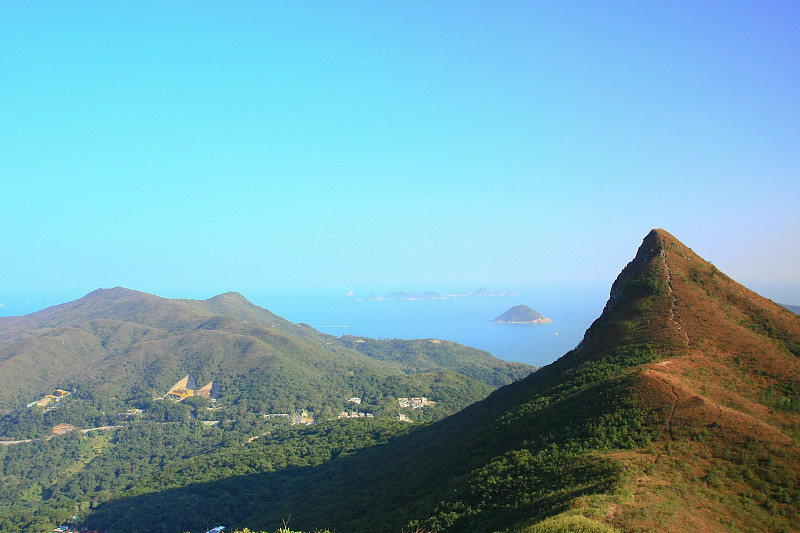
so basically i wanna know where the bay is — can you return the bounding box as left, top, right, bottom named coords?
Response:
left=248, top=285, right=609, bottom=368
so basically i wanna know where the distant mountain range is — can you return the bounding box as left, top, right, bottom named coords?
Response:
left=782, top=303, right=800, bottom=314
left=470, top=286, right=515, bottom=297
left=365, top=287, right=516, bottom=301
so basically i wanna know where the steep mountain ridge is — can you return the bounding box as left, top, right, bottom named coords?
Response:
left=497, top=228, right=800, bottom=531
left=610, top=230, right=800, bottom=530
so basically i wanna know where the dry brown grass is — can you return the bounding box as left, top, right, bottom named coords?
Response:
left=584, top=230, right=800, bottom=532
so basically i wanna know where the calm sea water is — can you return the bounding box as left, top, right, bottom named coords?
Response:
left=248, top=286, right=609, bottom=368
left=0, top=286, right=610, bottom=369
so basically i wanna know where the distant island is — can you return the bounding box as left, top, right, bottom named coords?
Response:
left=470, top=286, right=514, bottom=297
left=364, top=287, right=516, bottom=301
left=493, top=304, right=552, bottom=324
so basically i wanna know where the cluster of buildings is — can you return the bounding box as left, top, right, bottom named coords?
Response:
left=50, top=515, right=80, bottom=532
left=338, top=411, right=375, bottom=419
left=50, top=524, right=102, bottom=533
left=117, top=408, right=143, bottom=420
left=333, top=395, right=435, bottom=420
left=165, top=375, right=220, bottom=401
left=263, top=411, right=315, bottom=425
left=397, top=397, right=436, bottom=409
left=293, top=409, right=314, bottom=425
left=27, top=389, right=71, bottom=410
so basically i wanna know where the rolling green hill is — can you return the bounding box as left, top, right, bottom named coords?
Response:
left=337, top=336, right=533, bottom=387
left=0, top=288, right=535, bottom=531
left=0, top=289, right=532, bottom=420
left=84, top=229, right=800, bottom=533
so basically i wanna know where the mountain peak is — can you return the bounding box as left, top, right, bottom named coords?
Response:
left=607, top=229, right=673, bottom=304
left=570, top=229, right=689, bottom=361
left=84, top=287, right=141, bottom=299
left=205, top=291, right=251, bottom=304
left=442, top=228, right=800, bottom=531
left=198, top=291, right=271, bottom=317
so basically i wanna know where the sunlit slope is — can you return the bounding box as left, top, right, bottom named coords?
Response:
left=602, top=229, right=800, bottom=532
left=0, top=288, right=376, bottom=409
left=438, top=230, right=800, bottom=531
left=338, top=336, right=534, bottom=387
left=0, top=289, right=530, bottom=413
left=439, top=228, right=800, bottom=532
left=436, top=228, right=800, bottom=532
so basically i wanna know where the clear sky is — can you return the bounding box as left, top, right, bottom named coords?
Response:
left=1, top=1, right=799, bottom=313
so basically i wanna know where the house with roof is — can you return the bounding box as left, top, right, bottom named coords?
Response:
left=166, top=375, right=220, bottom=401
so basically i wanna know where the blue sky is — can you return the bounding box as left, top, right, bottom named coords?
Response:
left=1, top=1, right=799, bottom=313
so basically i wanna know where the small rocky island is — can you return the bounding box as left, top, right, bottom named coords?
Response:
left=493, top=304, right=552, bottom=324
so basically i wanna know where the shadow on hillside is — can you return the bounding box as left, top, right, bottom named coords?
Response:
left=86, top=440, right=613, bottom=533
left=85, top=421, right=459, bottom=533
left=84, top=373, right=628, bottom=533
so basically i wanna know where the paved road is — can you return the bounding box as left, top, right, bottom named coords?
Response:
left=0, top=425, right=122, bottom=446
left=0, top=438, right=35, bottom=445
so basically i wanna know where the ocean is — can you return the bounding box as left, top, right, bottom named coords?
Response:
left=246, top=286, right=609, bottom=369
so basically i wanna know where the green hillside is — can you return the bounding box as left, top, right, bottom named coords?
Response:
left=337, top=336, right=534, bottom=387
left=0, top=288, right=535, bottom=532
left=0, top=289, right=532, bottom=420
left=83, top=229, right=800, bottom=533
